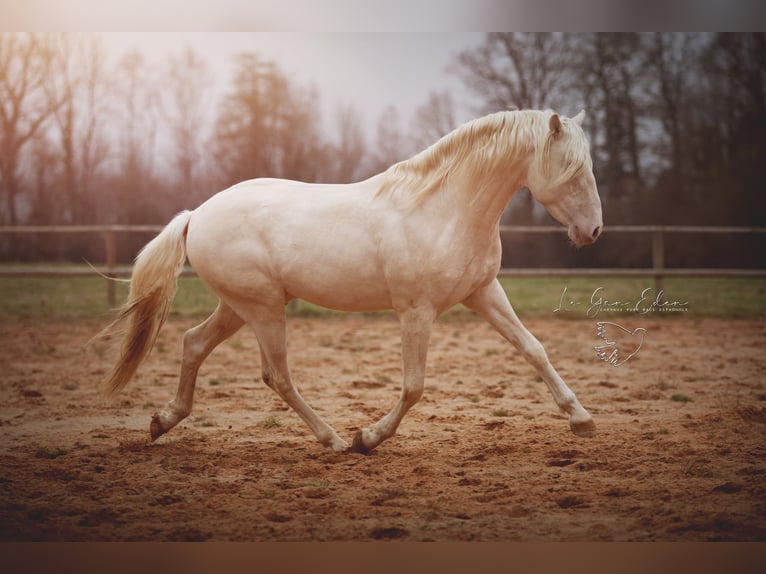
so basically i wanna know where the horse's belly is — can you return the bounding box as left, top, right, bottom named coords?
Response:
left=191, top=235, right=392, bottom=313
left=273, top=225, right=393, bottom=311
left=285, top=274, right=393, bottom=312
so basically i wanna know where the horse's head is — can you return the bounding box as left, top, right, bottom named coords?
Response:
left=527, top=110, right=603, bottom=246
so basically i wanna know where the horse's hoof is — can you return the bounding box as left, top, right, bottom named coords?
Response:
left=330, top=438, right=350, bottom=453
left=570, top=417, right=597, bottom=438
left=149, top=414, right=165, bottom=442
left=350, top=429, right=373, bottom=455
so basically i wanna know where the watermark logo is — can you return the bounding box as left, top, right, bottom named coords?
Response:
left=554, top=286, right=689, bottom=318
left=551, top=285, right=683, bottom=367
left=594, top=321, right=647, bottom=367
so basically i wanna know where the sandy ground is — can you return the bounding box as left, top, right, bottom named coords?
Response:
left=1, top=314, right=765, bottom=541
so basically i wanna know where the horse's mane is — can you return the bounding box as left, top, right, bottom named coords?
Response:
left=375, top=109, right=591, bottom=207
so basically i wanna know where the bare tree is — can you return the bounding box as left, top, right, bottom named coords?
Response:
left=640, top=33, right=712, bottom=224
left=410, top=90, right=457, bottom=151
left=45, top=33, right=110, bottom=223
left=0, top=33, right=62, bottom=224
left=454, top=32, right=573, bottom=113
left=110, top=49, right=161, bottom=223
left=161, top=47, right=212, bottom=203
left=367, top=105, right=410, bottom=175
left=212, top=53, right=324, bottom=187
left=278, top=83, right=325, bottom=182
left=698, top=33, right=766, bottom=225
left=329, top=102, right=366, bottom=183
left=706, top=33, right=766, bottom=120
left=651, top=34, right=688, bottom=179
left=26, top=129, right=60, bottom=224
left=569, top=33, right=650, bottom=207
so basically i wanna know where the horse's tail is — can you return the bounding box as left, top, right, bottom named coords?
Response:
left=100, top=210, right=192, bottom=397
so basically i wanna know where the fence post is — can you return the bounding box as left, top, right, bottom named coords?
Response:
left=105, top=228, right=117, bottom=308
left=652, top=228, right=664, bottom=295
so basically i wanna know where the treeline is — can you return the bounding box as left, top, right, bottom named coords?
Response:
left=1, top=33, right=764, bottom=268
left=461, top=33, right=766, bottom=229
left=0, top=34, right=459, bottom=231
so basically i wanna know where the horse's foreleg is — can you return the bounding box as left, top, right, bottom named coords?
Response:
left=351, top=305, right=434, bottom=454
left=463, top=279, right=596, bottom=437
left=248, top=311, right=349, bottom=453
left=150, top=301, right=245, bottom=441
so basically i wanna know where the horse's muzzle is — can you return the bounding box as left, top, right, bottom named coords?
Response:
left=569, top=224, right=602, bottom=246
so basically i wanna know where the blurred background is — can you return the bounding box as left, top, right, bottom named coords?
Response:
left=0, top=32, right=764, bottom=270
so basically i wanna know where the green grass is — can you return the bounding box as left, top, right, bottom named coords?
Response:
left=496, top=276, right=766, bottom=320
left=0, top=270, right=763, bottom=321
left=262, top=417, right=283, bottom=429
left=0, top=274, right=217, bottom=321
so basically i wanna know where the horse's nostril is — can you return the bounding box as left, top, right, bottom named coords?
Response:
left=592, top=226, right=601, bottom=239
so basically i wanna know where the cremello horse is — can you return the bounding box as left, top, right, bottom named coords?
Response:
left=102, top=109, right=603, bottom=454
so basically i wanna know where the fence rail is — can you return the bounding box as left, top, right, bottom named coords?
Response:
left=1, top=224, right=765, bottom=307
left=496, top=225, right=766, bottom=291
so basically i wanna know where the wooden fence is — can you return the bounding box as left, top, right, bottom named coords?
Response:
left=1, top=224, right=765, bottom=307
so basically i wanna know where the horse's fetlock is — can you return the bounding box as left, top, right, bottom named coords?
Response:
left=166, top=400, right=192, bottom=420
left=560, top=391, right=577, bottom=409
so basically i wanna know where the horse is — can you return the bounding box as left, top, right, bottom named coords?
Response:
left=101, top=108, right=603, bottom=454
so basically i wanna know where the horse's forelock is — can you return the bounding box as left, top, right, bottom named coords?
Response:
left=539, top=117, right=593, bottom=188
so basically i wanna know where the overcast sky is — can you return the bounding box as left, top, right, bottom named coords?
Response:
left=99, top=32, right=487, bottom=140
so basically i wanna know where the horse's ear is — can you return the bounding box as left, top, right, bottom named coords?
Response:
left=549, top=113, right=562, bottom=136
left=573, top=110, right=586, bottom=126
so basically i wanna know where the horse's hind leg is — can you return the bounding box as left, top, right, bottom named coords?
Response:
left=150, top=300, right=245, bottom=440
left=245, top=307, right=348, bottom=452
left=258, top=343, right=275, bottom=391
left=464, top=279, right=596, bottom=437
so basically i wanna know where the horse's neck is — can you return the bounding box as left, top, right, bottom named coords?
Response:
left=439, top=114, right=539, bottom=230
left=445, top=150, right=532, bottom=232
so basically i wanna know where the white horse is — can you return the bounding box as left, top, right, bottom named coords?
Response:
left=102, top=109, right=603, bottom=454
